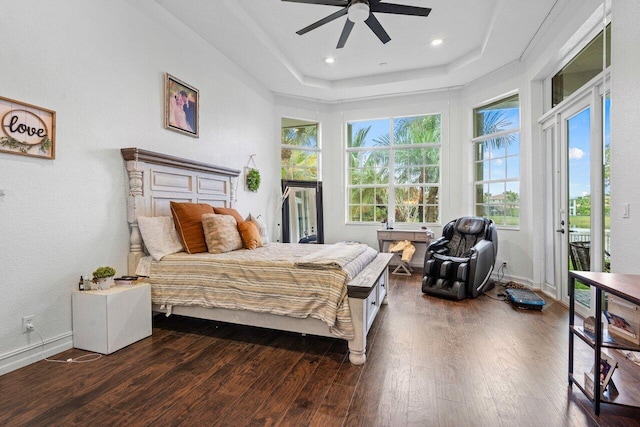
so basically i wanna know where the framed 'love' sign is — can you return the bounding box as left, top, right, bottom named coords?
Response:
left=0, top=96, right=56, bottom=160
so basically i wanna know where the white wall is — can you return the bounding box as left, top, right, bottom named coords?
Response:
left=0, top=0, right=277, bottom=374
left=610, top=0, right=640, bottom=273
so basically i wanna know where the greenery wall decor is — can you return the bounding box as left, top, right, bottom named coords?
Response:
left=246, top=167, right=261, bottom=192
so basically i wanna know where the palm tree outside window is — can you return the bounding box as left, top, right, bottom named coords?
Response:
left=346, top=114, right=441, bottom=224
left=281, top=122, right=319, bottom=180
left=472, top=93, right=521, bottom=227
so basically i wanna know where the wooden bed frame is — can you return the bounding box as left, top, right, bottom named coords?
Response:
left=121, top=147, right=391, bottom=364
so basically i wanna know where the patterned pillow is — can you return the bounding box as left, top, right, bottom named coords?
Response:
left=202, top=213, right=242, bottom=254
left=238, top=221, right=263, bottom=250
left=170, top=202, right=215, bottom=254
left=137, top=216, right=184, bottom=260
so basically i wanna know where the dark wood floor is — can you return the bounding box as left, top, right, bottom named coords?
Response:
left=2, top=273, right=640, bottom=426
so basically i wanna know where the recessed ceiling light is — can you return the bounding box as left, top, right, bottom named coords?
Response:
left=324, top=57, right=335, bottom=64
left=431, top=38, right=443, bottom=46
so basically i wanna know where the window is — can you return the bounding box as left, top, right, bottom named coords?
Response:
left=552, top=24, right=610, bottom=107
left=347, top=114, right=441, bottom=224
left=281, top=120, right=319, bottom=180
left=473, top=94, right=520, bottom=227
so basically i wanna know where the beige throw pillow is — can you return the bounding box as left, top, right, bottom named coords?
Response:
left=202, top=213, right=242, bottom=254
left=137, top=216, right=184, bottom=261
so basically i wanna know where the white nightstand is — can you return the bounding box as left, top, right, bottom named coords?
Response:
left=72, top=283, right=152, bottom=354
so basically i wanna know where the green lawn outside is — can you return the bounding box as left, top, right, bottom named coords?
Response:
left=488, top=215, right=519, bottom=227
left=569, top=215, right=611, bottom=229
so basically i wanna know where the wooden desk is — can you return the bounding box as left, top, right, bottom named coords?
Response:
left=377, top=229, right=432, bottom=252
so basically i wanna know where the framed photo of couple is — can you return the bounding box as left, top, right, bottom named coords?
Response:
left=164, top=73, right=199, bottom=138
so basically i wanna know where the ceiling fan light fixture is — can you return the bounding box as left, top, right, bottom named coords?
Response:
left=348, top=1, right=370, bottom=23
left=287, top=0, right=432, bottom=48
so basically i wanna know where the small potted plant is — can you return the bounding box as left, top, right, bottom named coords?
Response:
left=92, top=266, right=116, bottom=290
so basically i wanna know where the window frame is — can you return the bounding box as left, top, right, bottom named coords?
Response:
left=345, top=114, right=442, bottom=225
left=472, top=93, right=521, bottom=229
left=551, top=23, right=611, bottom=108
left=281, top=122, right=321, bottom=181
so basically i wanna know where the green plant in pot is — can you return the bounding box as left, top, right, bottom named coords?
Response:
left=93, top=266, right=116, bottom=290
left=246, top=168, right=261, bottom=192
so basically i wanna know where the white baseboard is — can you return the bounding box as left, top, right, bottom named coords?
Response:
left=491, top=272, right=536, bottom=290
left=541, top=282, right=558, bottom=299
left=0, top=332, right=73, bottom=376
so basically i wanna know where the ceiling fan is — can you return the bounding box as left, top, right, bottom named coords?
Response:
left=282, top=0, right=432, bottom=49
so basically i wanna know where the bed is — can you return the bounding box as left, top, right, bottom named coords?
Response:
left=121, top=147, right=391, bottom=364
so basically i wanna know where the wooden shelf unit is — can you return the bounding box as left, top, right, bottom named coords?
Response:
left=568, top=271, right=640, bottom=414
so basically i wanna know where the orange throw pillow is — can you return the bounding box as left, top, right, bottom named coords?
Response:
left=213, top=207, right=244, bottom=224
left=237, top=221, right=263, bottom=250
left=170, top=202, right=215, bottom=254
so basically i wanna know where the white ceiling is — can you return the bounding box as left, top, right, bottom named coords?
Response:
left=155, top=0, right=560, bottom=101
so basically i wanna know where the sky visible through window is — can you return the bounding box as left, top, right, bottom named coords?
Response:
left=568, top=108, right=591, bottom=199
left=568, top=98, right=611, bottom=199
left=484, top=106, right=520, bottom=184
left=348, top=119, right=388, bottom=147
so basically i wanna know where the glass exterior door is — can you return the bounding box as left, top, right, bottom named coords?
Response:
left=567, top=107, right=592, bottom=309
left=541, top=88, right=609, bottom=316
left=541, top=19, right=610, bottom=314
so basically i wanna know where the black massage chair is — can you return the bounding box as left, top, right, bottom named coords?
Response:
left=422, top=216, right=498, bottom=300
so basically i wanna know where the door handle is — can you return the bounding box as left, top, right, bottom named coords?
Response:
left=556, top=228, right=565, bottom=234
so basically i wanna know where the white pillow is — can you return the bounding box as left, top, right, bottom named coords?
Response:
left=137, top=216, right=184, bottom=261
left=247, top=213, right=269, bottom=244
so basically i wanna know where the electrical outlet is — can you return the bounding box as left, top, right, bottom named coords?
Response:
left=22, top=315, right=35, bottom=333
left=502, top=262, right=507, bottom=268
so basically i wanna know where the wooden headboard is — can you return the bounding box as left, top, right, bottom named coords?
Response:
left=121, top=148, right=240, bottom=273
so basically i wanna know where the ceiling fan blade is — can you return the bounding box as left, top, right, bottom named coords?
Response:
left=296, top=8, right=348, bottom=35
left=365, top=14, right=391, bottom=44
left=282, top=0, right=347, bottom=6
left=371, top=3, right=432, bottom=17
left=336, top=19, right=355, bottom=48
